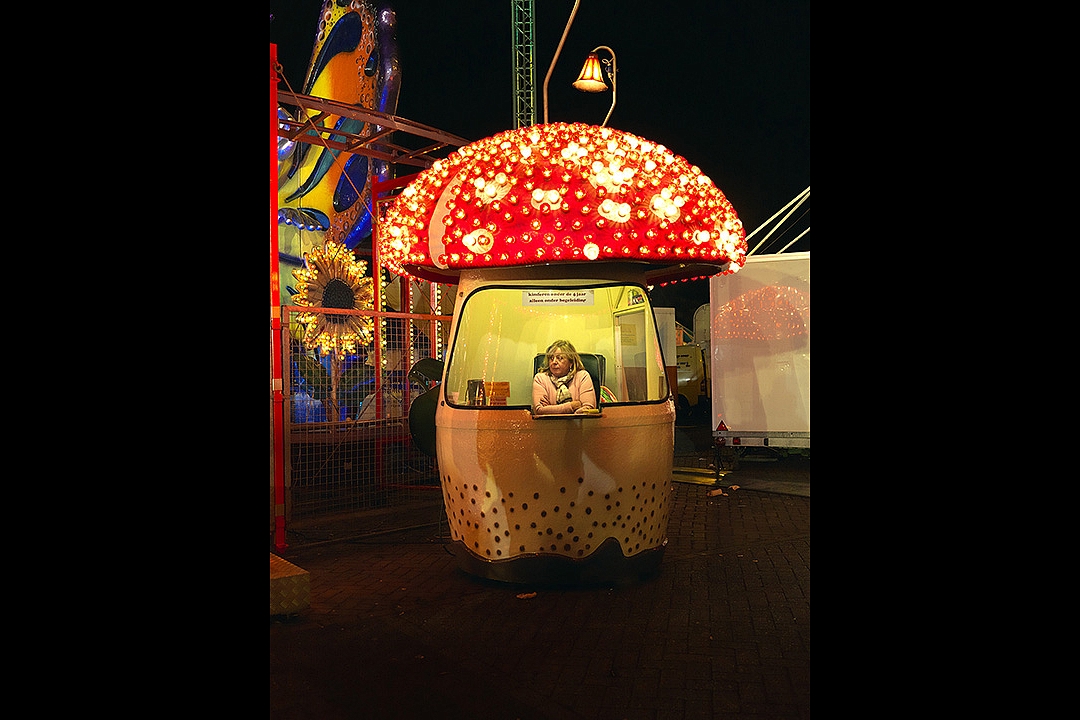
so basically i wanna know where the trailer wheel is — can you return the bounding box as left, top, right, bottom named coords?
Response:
left=717, top=446, right=743, bottom=470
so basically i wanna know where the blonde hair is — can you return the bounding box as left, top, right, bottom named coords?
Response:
left=543, top=339, right=584, bottom=376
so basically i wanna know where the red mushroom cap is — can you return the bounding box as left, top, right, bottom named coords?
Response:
left=378, top=122, right=747, bottom=284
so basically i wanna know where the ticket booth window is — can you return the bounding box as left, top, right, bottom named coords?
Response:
left=444, top=282, right=670, bottom=408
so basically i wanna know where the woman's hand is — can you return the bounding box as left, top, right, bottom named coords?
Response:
left=569, top=400, right=582, bottom=411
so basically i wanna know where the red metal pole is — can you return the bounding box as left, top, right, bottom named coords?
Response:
left=402, top=277, right=413, bottom=410
left=271, top=45, right=288, bottom=550
left=372, top=182, right=385, bottom=487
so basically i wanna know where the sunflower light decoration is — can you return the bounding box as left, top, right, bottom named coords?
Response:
left=291, top=240, right=375, bottom=359
left=291, top=240, right=376, bottom=422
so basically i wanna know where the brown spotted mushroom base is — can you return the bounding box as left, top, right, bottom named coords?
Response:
left=442, top=473, right=672, bottom=585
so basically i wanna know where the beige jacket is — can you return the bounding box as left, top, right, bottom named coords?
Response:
left=532, top=369, right=596, bottom=414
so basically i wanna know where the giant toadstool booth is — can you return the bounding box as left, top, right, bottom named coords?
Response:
left=378, top=121, right=746, bottom=584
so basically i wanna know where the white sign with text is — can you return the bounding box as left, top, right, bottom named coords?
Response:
left=522, top=289, right=595, bottom=306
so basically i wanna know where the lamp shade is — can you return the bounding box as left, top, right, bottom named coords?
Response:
left=572, top=53, right=608, bottom=92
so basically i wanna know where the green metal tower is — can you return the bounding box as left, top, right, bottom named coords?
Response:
left=511, top=0, right=536, bottom=128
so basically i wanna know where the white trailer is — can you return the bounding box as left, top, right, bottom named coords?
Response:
left=709, top=252, right=810, bottom=452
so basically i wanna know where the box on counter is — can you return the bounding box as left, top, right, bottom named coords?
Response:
left=484, top=381, right=510, bottom=406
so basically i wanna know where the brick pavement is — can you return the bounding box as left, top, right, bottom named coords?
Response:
left=270, top=470, right=810, bottom=720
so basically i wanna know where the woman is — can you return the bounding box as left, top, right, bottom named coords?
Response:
left=532, top=340, right=596, bottom=415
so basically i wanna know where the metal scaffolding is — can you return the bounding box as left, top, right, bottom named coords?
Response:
left=511, top=0, right=536, bottom=129
left=276, top=88, right=470, bottom=169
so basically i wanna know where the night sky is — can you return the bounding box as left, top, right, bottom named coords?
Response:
left=270, top=0, right=809, bottom=327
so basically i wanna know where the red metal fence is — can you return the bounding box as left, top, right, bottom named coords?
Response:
left=271, top=302, right=452, bottom=548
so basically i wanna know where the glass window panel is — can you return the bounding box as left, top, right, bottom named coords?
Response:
left=445, top=283, right=669, bottom=407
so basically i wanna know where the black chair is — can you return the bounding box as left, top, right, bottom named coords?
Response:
left=407, top=357, right=444, bottom=458
left=533, top=353, right=606, bottom=399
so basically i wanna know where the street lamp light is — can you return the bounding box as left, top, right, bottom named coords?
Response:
left=573, top=46, right=617, bottom=127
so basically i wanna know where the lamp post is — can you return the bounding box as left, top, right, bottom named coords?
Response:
left=542, top=0, right=581, bottom=124
left=573, top=46, right=617, bottom=127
